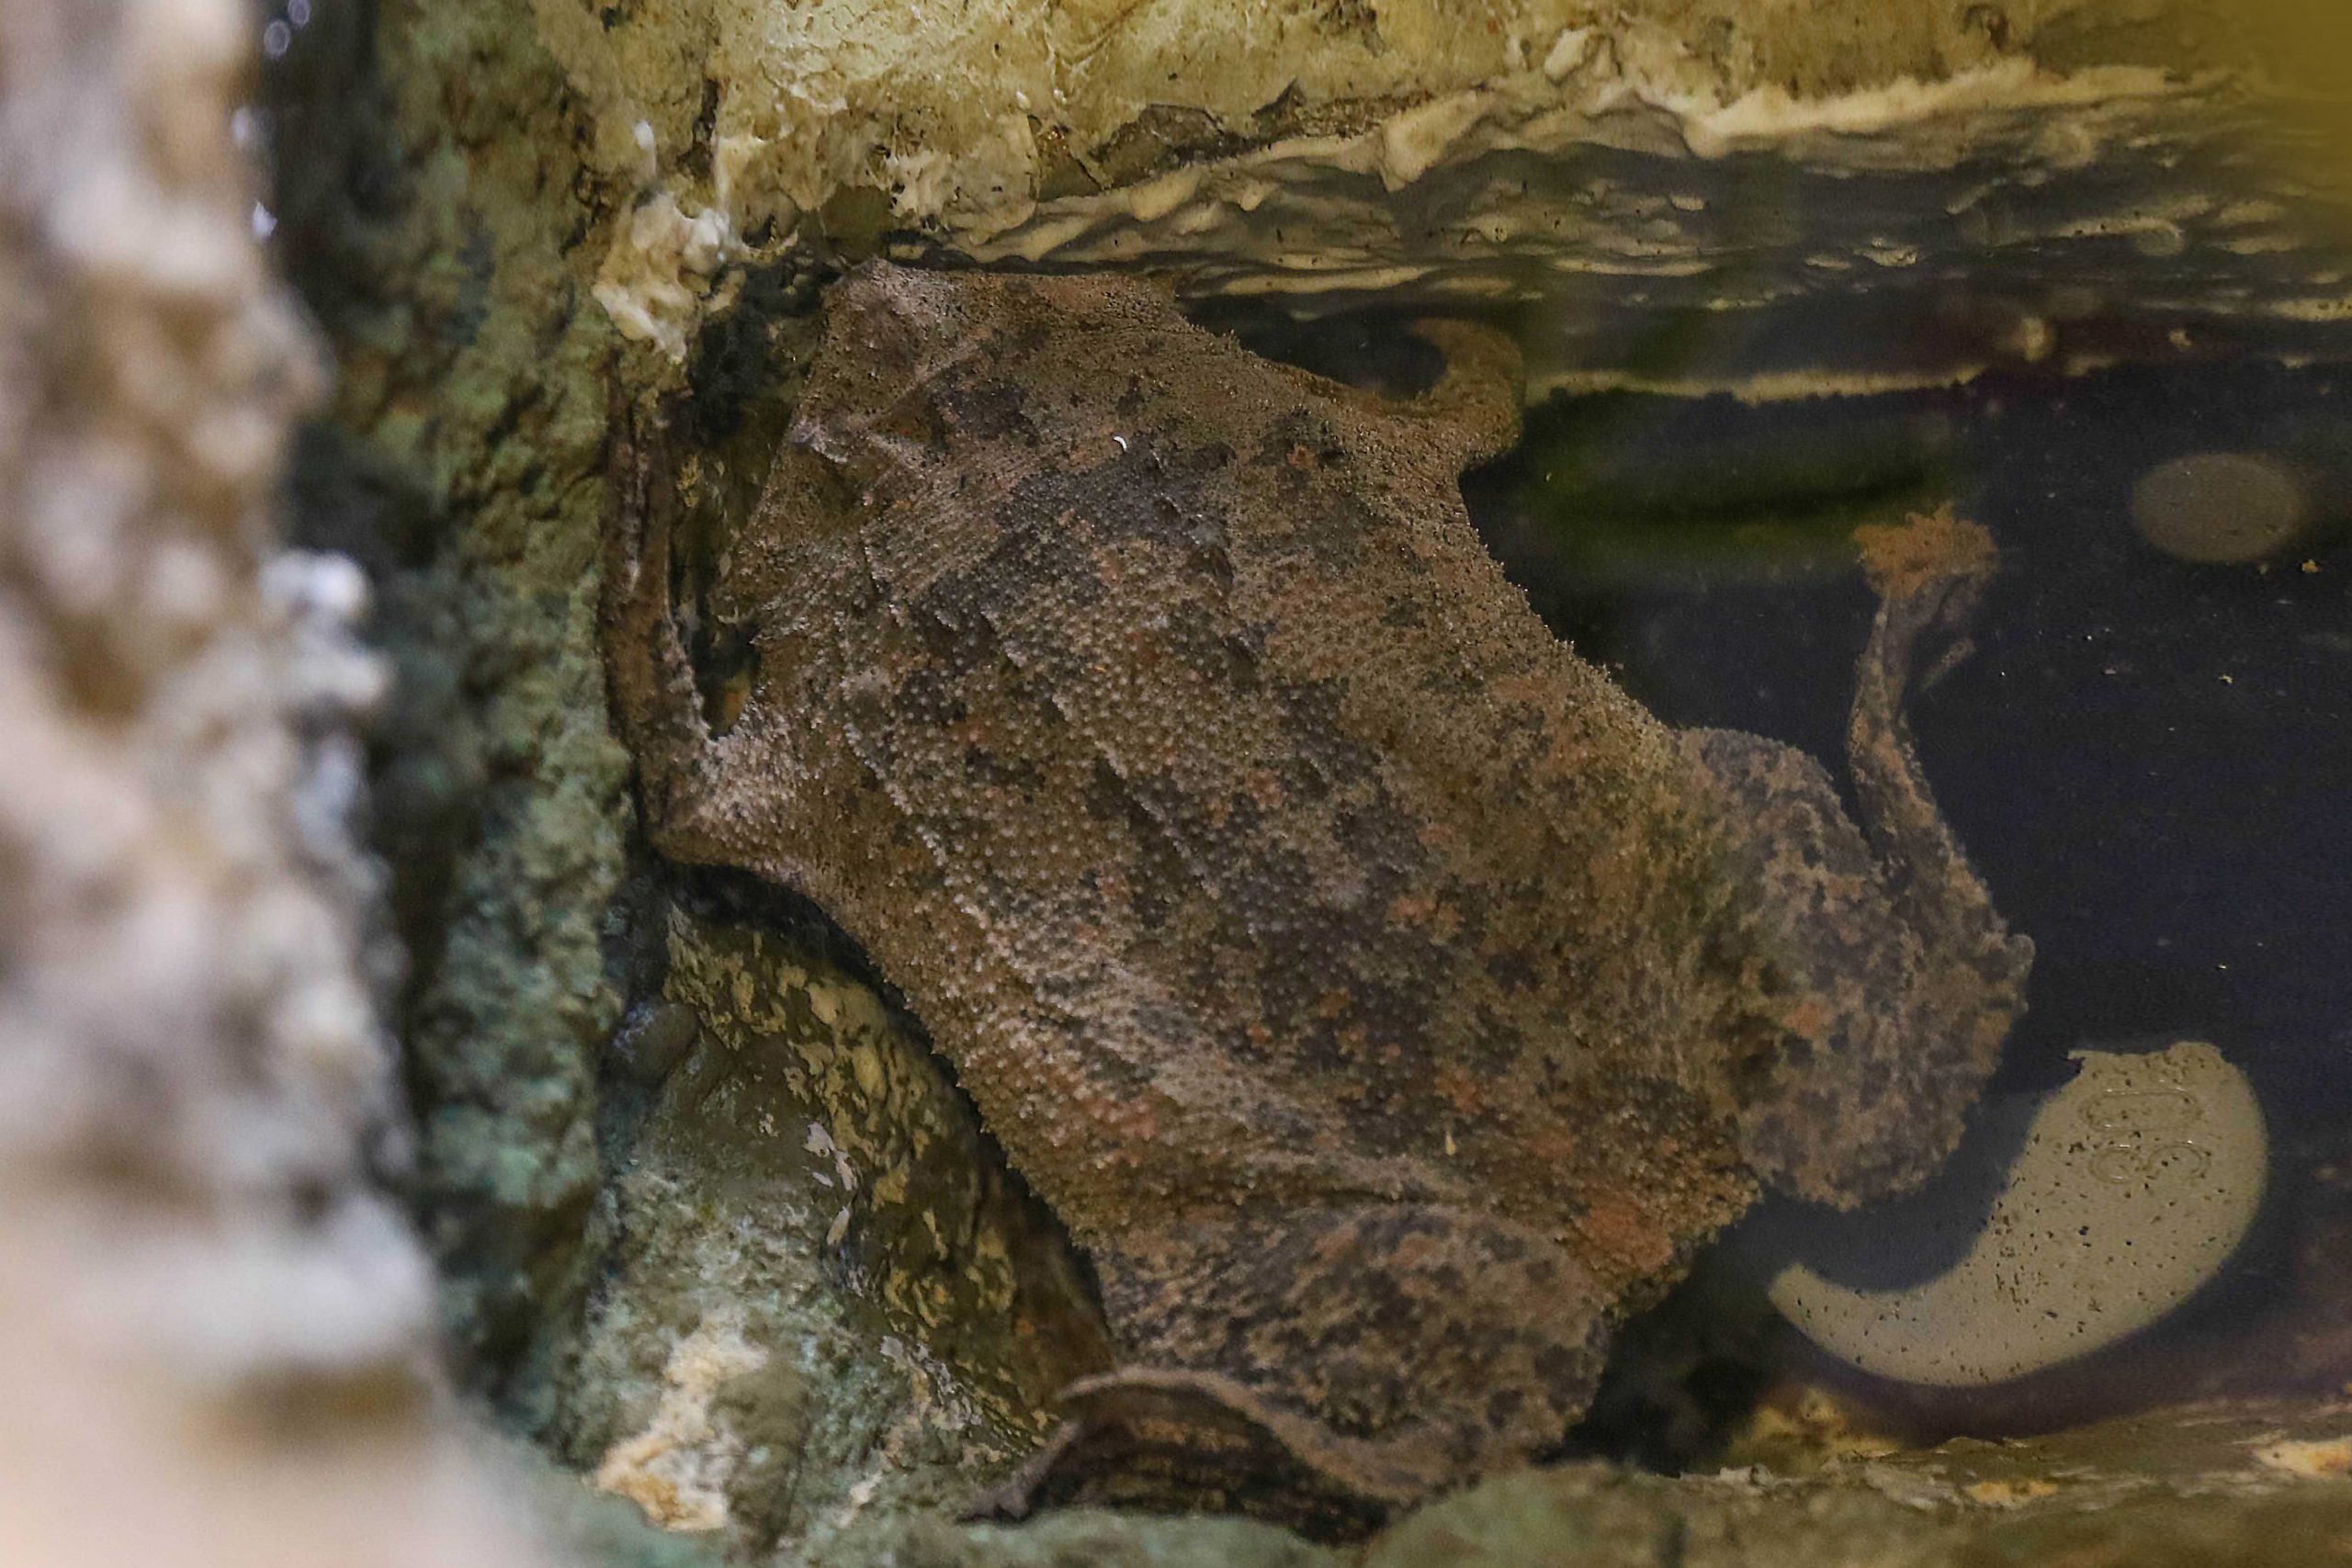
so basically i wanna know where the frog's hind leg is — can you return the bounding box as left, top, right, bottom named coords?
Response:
left=1846, top=508, right=2030, bottom=987
left=976, top=1203, right=1609, bottom=1533
left=600, top=390, right=737, bottom=865
left=1840, top=510, right=2035, bottom=1169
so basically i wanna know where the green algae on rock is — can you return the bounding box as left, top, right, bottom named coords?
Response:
left=264, top=0, right=642, bottom=1424
left=556, top=899, right=1106, bottom=1556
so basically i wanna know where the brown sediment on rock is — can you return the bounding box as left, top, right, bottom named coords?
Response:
left=554, top=0, right=2352, bottom=396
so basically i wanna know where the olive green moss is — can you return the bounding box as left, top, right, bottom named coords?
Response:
left=808, top=1403, right=2352, bottom=1568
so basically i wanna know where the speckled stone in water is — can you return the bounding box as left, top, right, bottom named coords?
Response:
left=1770, top=1040, right=2267, bottom=1387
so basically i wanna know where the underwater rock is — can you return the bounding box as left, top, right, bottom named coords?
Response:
left=821, top=1402, right=2352, bottom=1568
left=1768, top=1041, right=2267, bottom=1387
left=1372, top=1404, right=2352, bottom=1568
left=805, top=1399, right=2352, bottom=1566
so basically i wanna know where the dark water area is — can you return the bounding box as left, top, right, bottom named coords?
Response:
left=1454, top=355, right=2352, bottom=1448
left=1233, top=298, right=2351, bottom=1168
left=1468, top=360, right=2352, bottom=1124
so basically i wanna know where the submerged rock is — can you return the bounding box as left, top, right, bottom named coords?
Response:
left=2132, top=453, right=2338, bottom=566
left=1767, top=1041, right=2267, bottom=1387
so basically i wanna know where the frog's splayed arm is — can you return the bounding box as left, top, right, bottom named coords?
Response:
left=1692, top=510, right=2034, bottom=1210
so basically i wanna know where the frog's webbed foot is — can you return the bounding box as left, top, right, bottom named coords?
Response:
left=1856, top=505, right=1998, bottom=698
left=977, top=1203, right=1605, bottom=1534
left=601, top=387, right=733, bottom=863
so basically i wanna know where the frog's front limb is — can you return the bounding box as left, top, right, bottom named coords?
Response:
left=600, top=396, right=763, bottom=870
left=987, top=1202, right=1608, bottom=1525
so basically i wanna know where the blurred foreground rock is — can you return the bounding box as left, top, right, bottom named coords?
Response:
left=0, top=0, right=560, bottom=1562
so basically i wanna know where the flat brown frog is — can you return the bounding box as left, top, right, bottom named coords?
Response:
left=603, top=261, right=2032, bottom=1522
